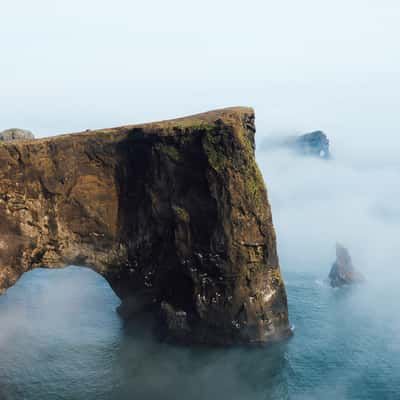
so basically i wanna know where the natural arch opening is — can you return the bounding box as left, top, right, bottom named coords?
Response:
left=0, top=265, right=126, bottom=399
left=0, top=266, right=122, bottom=338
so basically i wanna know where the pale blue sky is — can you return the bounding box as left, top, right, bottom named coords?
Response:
left=1, top=0, right=400, bottom=148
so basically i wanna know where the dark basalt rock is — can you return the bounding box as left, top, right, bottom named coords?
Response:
left=0, top=107, right=291, bottom=345
left=261, top=130, right=330, bottom=159
left=329, top=243, right=364, bottom=287
left=295, top=130, right=330, bottom=159
left=0, top=128, right=34, bottom=141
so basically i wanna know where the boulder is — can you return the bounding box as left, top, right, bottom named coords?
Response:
left=0, top=128, right=34, bottom=141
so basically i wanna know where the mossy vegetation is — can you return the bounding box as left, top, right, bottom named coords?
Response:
left=202, top=131, right=229, bottom=172
left=157, top=121, right=215, bottom=137
left=172, top=205, right=190, bottom=223
left=200, top=122, right=266, bottom=209
left=244, top=164, right=266, bottom=207
left=157, top=144, right=182, bottom=162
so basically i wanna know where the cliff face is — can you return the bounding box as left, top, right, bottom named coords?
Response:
left=0, top=107, right=290, bottom=345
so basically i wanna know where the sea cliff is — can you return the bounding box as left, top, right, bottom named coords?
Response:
left=0, top=107, right=290, bottom=345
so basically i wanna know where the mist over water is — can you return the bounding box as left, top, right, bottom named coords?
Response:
left=0, top=126, right=399, bottom=399
left=256, top=126, right=400, bottom=281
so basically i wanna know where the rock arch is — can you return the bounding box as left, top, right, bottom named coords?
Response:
left=0, top=107, right=290, bottom=345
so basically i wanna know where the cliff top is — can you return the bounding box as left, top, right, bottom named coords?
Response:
left=0, top=106, right=254, bottom=146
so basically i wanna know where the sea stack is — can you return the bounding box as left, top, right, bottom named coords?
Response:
left=295, top=130, right=330, bottom=159
left=329, top=243, right=364, bottom=287
left=0, top=107, right=291, bottom=345
left=261, top=130, right=330, bottom=159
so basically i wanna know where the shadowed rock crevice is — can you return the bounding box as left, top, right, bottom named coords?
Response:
left=0, top=107, right=290, bottom=345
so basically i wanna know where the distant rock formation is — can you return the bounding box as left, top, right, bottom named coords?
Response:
left=0, top=128, right=34, bottom=141
left=329, top=243, right=364, bottom=287
left=261, top=130, right=330, bottom=159
left=295, top=131, right=330, bottom=159
left=0, top=107, right=291, bottom=346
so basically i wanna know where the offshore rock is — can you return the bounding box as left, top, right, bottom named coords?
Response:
left=329, top=243, right=364, bottom=287
left=0, top=107, right=290, bottom=345
left=295, top=130, right=330, bottom=159
left=0, top=128, right=34, bottom=141
left=261, top=130, right=330, bottom=159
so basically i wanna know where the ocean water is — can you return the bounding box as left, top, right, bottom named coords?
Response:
left=0, top=266, right=399, bottom=400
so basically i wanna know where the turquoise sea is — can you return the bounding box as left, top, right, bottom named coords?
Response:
left=0, top=264, right=398, bottom=400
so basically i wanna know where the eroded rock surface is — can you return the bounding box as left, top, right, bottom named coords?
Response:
left=0, top=107, right=290, bottom=345
left=329, top=243, right=364, bottom=287
left=0, top=128, right=34, bottom=141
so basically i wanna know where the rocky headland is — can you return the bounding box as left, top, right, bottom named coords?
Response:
left=0, top=107, right=290, bottom=345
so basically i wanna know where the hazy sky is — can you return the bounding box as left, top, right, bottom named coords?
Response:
left=1, top=0, right=400, bottom=141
